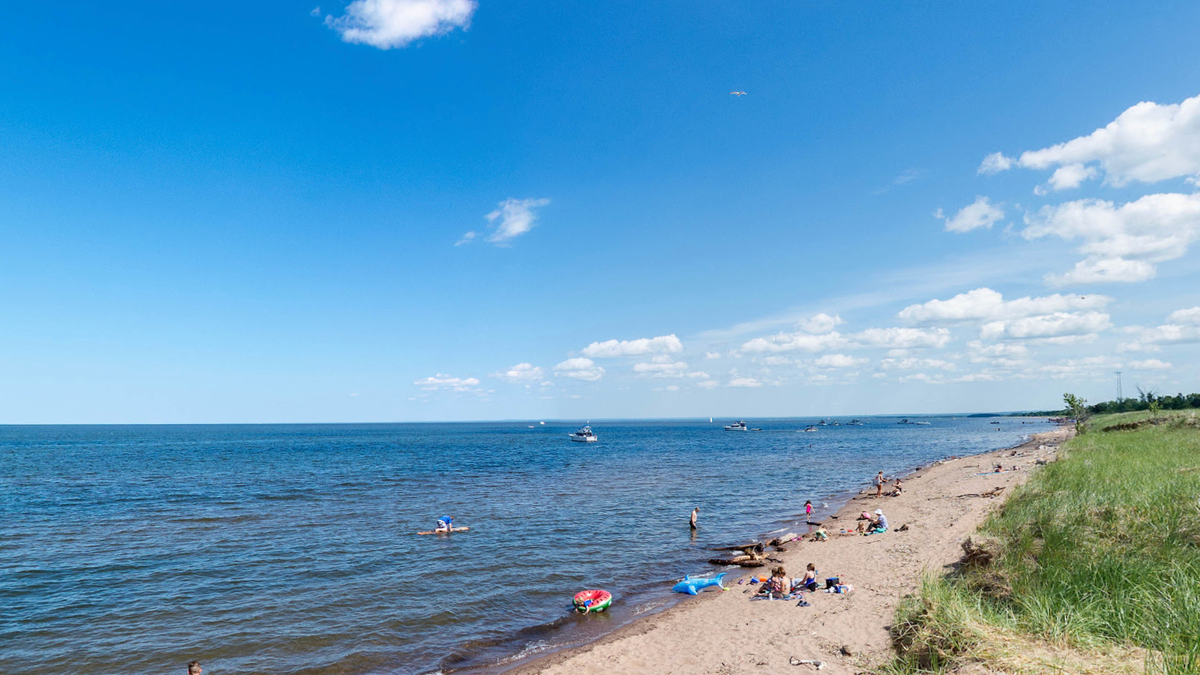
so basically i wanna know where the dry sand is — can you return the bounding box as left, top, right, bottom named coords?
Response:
left=507, top=426, right=1072, bottom=675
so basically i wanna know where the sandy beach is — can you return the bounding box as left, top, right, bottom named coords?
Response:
left=507, top=426, right=1072, bottom=675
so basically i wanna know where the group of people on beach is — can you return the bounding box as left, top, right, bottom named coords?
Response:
left=756, top=562, right=821, bottom=599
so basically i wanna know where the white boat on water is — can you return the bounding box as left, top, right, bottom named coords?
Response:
left=724, top=420, right=749, bottom=431
left=568, top=425, right=598, bottom=442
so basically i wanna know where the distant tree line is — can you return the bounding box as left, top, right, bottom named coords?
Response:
left=1087, top=388, right=1200, bottom=414
left=1011, top=389, right=1200, bottom=417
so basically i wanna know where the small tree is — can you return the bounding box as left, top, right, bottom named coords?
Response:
left=1063, top=392, right=1089, bottom=434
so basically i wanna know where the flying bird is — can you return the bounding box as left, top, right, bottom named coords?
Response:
left=730, top=91, right=747, bottom=96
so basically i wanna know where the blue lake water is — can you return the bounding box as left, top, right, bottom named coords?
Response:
left=0, top=417, right=1047, bottom=675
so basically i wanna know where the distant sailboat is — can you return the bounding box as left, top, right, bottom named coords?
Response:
left=710, top=416, right=713, bottom=423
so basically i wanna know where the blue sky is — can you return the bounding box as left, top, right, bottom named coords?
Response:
left=2, top=0, right=1199, bottom=423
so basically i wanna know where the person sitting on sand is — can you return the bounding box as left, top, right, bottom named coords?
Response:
left=758, top=566, right=792, bottom=598
left=811, top=526, right=829, bottom=541
left=799, top=563, right=819, bottom=592
left=888, top=479, right=903, bottom=497
left=874, top=471, right=885, bottom=497
left=870, top=508, right=888, bottom=533
left=434, top=515, right=454, bottom=533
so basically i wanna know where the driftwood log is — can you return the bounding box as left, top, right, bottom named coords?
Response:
left=713, top=542, right=765, bottom=556
left=708, top=556, right=766, bottom=567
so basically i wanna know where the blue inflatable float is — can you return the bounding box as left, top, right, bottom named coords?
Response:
left=672, top=572, right=726, bottom=595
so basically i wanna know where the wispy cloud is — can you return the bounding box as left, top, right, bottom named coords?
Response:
left=935, top=196, right=1005, bottom=233
left=581, top=334, right=683, bottom=358
left=553, top=358, right=604, bottom=381
left=326, top=0, right=477, bottom=49
left=413, top=373, right=481, bottom=392
left=485, top=198, right=550, bottom=245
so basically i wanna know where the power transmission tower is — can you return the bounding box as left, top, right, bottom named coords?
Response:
left=1115, top=371, right=1123, bottom=402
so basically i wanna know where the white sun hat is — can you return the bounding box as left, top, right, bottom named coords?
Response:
left=875, top=509, right=883, bottom=515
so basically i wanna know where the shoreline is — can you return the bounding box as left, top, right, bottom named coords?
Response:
left=499, top=424, right=1071, bottom=675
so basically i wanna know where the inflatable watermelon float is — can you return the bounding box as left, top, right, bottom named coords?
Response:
left=572, top=589, right=612, bottom=613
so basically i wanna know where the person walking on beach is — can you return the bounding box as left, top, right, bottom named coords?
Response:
left=874, top=471, right=885, bottom=497
left=690, top=507, right=699, bottom=530
left=187, top=661, right=202, bottom=675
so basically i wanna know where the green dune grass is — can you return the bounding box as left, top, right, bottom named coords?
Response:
left=884, top=411, right=1200, bottom=674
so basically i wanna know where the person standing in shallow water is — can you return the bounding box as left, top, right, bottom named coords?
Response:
left=187, top=661, right=202, bottom=675
left=690, top=507, right=699, bottom=530
left=804, top=500, right=813, bottom=523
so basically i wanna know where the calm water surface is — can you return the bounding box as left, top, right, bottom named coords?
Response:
left=0, top=417, right=1047, bottom=675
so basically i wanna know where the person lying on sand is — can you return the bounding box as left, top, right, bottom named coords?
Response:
left=757, top=566, right=792, bottom=598
left=799, top=563, right=819, bottom=592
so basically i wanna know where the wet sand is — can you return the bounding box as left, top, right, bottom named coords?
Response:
left=505, top=426, right=1071, bottom=675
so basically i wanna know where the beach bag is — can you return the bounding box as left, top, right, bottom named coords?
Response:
left=825, top=577, right=840, bottom=589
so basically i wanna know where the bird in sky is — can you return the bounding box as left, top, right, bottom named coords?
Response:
left=730, top=91, right=747, bottom=96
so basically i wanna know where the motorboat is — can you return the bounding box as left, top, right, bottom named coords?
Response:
left=568, top=425, right=598, bottom=442
left=724, top=421, right=749, bottom=431
left=847, top=419, right=864, bottom=426
left=803, top=425, right=818, bottom=432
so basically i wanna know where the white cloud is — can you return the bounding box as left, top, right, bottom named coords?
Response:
left=696, top=379, right=719, bottom=389
left=1127, top=359, right=1172, bottom=370
left=852, top=327, right=951, bottom=349
left=581, top=334, right=683, bottom=358
left=936, top=196, right=1005, bottom=233
left=1023, top=193, right=1200, bottom=284
left=485, top=197, right=550, bottom=244
left=740, top=331, right=845, bottom=354
left=980, top=311, right=1111, bottom=341
left=632, top=360, right=689, bottom=378
left=798, top=313, right=843, bottom=334
left=311, top=6, right=322, bottom=17
left=454, top=231, right=476, bottom=246
left=687, top=371, right=711, bottom=379
left=492, top=363, right=544, bottom=382
left=1168, top=307, right=1200, bottom=325
left=1118, top=307, right=1200, bottom=351
left=704, top=351, right=722, bottom=359
left=1013, top=94, right=1200, bottom=187
left=553, top=358, right=605, bottom=381
left=1046, top=164, right=1099, bottom=191
left=967, top=340, right=1029, bottom=364
left=899, top=288, right=1111, bottom=324
left=413, top=373, right=481, bottom=391
left=814, top=353, right=867, bottom=368
left=739, top=326, right=949, bottom=354
left=326, top=0, right=476, bottom=49
left=879, top=357, right=957, bottom=371
left=978, top=152, right=1015, bottom=175
left=729, top=377, right=762, bottom=388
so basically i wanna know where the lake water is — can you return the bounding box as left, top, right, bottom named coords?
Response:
left=0, top=417, right=1046, bottom=675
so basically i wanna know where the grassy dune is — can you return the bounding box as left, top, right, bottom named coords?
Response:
left=885, top=411, right=1200, bottom=674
